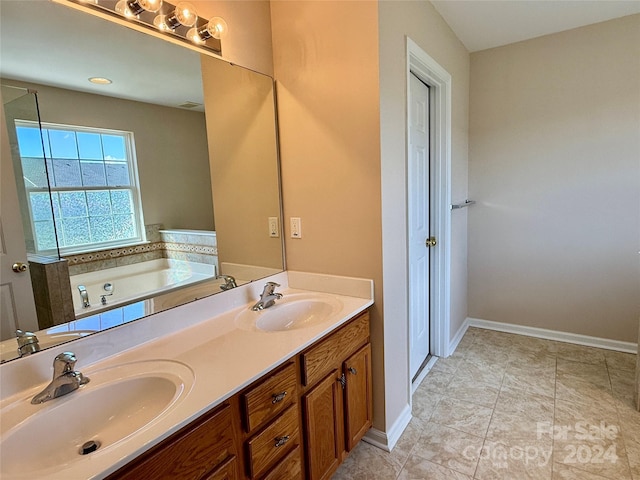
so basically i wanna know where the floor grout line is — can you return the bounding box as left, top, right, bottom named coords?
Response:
left=331, top=327, right=638, bottom=480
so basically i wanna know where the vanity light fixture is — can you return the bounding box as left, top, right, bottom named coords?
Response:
left=59, top=0, right=223, bottom=55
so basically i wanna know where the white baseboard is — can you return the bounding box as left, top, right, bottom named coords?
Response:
left=363, top=404, right=412, bottom=452
left=448, top=317, right=470, bottom=356
left=467, top=317, right=637, bottom=354
left=411, top=356, right=438, bottom=394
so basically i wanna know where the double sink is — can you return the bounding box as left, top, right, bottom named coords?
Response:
left=0, top=286, right=355, bottom=479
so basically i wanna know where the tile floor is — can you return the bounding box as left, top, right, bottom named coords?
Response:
left=332, top=327, right=640, bottom=479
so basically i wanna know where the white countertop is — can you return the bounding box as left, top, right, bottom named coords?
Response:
left=0, top=271, right=373, bottom=479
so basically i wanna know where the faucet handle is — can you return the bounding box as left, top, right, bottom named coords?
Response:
left=264, top=281, right=280, bottom=292
left=53, top=352, right=78, bottom=376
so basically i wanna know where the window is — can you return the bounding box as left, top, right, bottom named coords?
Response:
left=15, top=121, right=145, bottom=254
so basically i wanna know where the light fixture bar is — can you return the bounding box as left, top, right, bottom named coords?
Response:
left=63, top=0, right=223, bottom=55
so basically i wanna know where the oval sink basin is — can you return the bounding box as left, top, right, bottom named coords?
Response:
left=235, top=293, right=343, bottom=332
left=0, top=360, right=194, bottom=478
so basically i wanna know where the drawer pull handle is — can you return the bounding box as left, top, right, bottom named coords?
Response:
left=272, top=391, right=287, bottom=404
left=274, top=435, right=290, bottom=448
left=348, top=367, right=357, bottom=375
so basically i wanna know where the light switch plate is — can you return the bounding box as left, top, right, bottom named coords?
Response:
left=268, top=217, right=279, bottom=238
left=290, top=217, right=302, bottom=238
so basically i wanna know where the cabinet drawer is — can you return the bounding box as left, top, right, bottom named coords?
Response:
left=107, top=403, right=236, bottom=480
left=242, top=362, right=297, bottom=432
left=261, top=445, right=302, bottom=480
left=301, top=311, right=370, bottom=386
left=246, top=404, right=300, bottom=479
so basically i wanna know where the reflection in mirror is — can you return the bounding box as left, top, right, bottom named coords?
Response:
left=0, top=0, right=283, bottom=361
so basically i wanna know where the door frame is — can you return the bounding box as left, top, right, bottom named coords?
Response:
left=406, top=38, right=452, bottom=360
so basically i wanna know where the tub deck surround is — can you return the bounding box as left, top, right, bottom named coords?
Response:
left=0, top=271, right=373, bottom=480
left=69, top=259, right=218, bottom=318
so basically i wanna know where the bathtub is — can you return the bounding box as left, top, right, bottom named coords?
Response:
left=70, top=259, right=217, bottom=318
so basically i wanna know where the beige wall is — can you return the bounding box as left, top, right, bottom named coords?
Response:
left=2, top=79, right=214, bottom=232
left=201, top=57, right=283, bottom=271
left=468, top=15, right=640, bottom=342
left=379, top=0, right=470, bottom=432
left=270, top=1, right=384, bottom=426
left=193, top=1, right=274, bottom=76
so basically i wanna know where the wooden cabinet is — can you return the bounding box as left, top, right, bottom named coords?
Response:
left=203, top=456, right=238, bottom=480
left=106, top=403, right=238, bottom=480
left=245, top=404, right=300, bottom=478
left=303, top=371, right=343, bottom=480
left=344, top=344, right=373, bottom=451
left=301, top=311, right=372, bottom=480
left=241, top=362, right=297, bottom=433
left=261, top=445, right=302, bottom=480
left=108, top=310, right=371, bottom=480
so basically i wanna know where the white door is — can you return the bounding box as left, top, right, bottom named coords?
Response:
left=408, top=73, right=431, bottom=380
left=1, top=92, right=39, bottom=340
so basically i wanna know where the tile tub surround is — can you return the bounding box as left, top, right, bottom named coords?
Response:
left=332, top=327, right=640, bottom=480
left=0, top=271, right=373, bottom=479
left=27, top=255, right=75, bottom=329
left=65, top=227, right=218, bottom=276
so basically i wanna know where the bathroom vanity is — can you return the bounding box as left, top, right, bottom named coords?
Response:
left=0, top=271, right=374, bottom=480
left=107, top=310, right=371, bottom=480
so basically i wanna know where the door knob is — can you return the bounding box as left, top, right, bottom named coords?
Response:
left=425, top=237, right=437, bottom=248
left=12, top=262, right=28, bottom=273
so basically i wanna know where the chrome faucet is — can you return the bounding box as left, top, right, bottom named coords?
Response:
left=217, top=274, right=237, bottom=291
left=100, top=283, right=114, bottom=305
left=78, top=285, right=90, bottom=308
left=31, top=352, right=90, bottom=404
left=251, top=282, right=283, bottom=311
left=16, top=329, right=40, bottom=357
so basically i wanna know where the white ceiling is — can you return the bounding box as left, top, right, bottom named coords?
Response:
left=0, top=0, right=204, bottom=109
left=431, top=0, right=640, bottom=52
left=2, top=0, right=639, bottom=105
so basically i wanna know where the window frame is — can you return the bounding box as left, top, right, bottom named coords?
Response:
left=16, top=120, right=147, bottom=255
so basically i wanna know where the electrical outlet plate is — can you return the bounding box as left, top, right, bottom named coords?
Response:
left=290, top=217, right=302, bottom=238
left=268, top=217, right=279, bottom=238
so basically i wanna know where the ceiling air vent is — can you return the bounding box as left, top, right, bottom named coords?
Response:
left=178, top=101, right=202, bottom=109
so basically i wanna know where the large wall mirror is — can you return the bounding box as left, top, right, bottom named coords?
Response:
left=0, top=0, right=283, bottom=362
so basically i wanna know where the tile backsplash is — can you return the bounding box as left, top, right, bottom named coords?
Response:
left=65, top=225, right=218, bottom=275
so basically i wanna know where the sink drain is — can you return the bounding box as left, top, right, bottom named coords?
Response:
left=79, top=440, right=101, bottom=455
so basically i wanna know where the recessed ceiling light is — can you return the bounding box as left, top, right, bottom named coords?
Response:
left=88, top=77, right=112, bottom=85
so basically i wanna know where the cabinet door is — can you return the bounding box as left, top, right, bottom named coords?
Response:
left=107, top=403, right=236, bottom=480
left=202, top=455, right=238, bottom=480
left=344, top=343, right=373, bottom=451
left=303, top=371, right=343, bottom=480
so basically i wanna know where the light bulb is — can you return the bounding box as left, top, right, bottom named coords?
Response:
left=162, top=2, right=197, bottom=29
left=115, top=0, right=139, bottom=18
left=207, top=17, right=228, bottom=39
left=126, top=0, right=163, bottom=15
left=186, top=27, right=205, bottom=44
left=153, top=14, right=171, bottom=31
left=187, top=16, right=228, bottom=44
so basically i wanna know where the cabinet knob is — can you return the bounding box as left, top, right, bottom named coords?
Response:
left=337, top=373, right=346, bottom=389
left=274, top=435, right=290, bottom=448
left=348, top=367, right=357, bottom=375
left=271, top=391, right=287, bottom=404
